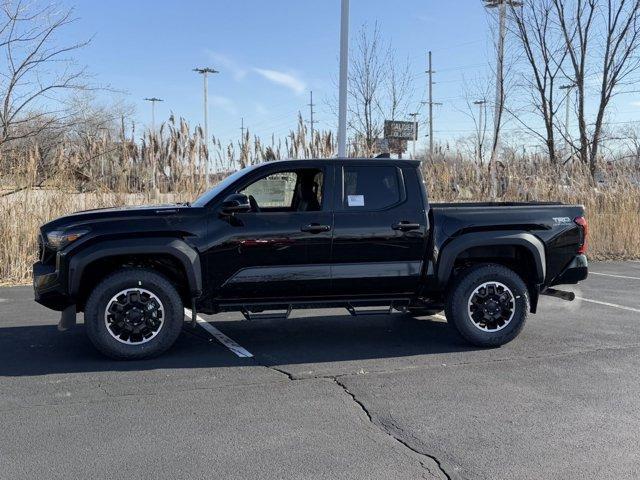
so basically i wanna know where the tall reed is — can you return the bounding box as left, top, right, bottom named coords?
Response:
left=1, top=115, right=638, bottom=284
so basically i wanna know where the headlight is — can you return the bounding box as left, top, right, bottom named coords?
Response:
left=45, top=228, right=90, bottom=250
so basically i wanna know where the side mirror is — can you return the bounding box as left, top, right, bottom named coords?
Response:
left=221, top=193, right=251, bottom=215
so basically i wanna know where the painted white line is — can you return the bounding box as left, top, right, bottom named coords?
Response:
left=574, top=297, right=640, bottom=314
left=184, top=309, right=253, bottom=358
left=432, top=298, right=640, bottom=316
left=590, top=272, right=640, bottom=281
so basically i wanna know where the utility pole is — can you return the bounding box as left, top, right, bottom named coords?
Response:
left=423, top=51, right=442, bottom=156
left=484, top=0, right=521, bottom=159
left=308, top=90, right=317, bottom=156
left=408, top=112, right=419, bottom=158
left=559, top=83, right=576, bottom=157
left=337, top=0, right=349, bottom=158
left=144, top=97, right=163, bottom=190
left=193, top=67, right=219, bottom=187
left=473, top=99, right=487, bottom=164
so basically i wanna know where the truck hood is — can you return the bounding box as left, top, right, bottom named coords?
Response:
left=41, top=204, right=191, bottom=231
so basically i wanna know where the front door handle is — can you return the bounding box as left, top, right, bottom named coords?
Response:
left=392, top=221, right=421, bottom=232
left=301, top=223, right=331, bottom=233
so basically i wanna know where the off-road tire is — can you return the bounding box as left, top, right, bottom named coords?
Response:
left=445, top=263, right=529, bottom=347
left=85, top=268, right=184, bottom=360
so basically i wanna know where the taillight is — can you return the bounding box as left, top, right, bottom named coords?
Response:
left=574, top=216, right=588, bottom=254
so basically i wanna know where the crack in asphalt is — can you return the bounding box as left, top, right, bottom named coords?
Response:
left=258, top=359, right=450, bottom=480
left=258, top=341, right=640, bottom=382
left=331, top=376, right=451, bottom=480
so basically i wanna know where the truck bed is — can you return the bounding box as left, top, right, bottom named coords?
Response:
left=431, top=201, right=564, bottom=208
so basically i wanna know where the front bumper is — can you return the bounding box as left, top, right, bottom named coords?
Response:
left=33, top=261, right=71, bottom=311
left=550, top=254, right=588, bottom=286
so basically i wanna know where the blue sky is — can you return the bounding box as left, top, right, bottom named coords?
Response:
left=61, top=0, right=639, bottom=150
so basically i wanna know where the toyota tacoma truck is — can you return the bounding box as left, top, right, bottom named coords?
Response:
left=33, top=159, right=588, bottom=359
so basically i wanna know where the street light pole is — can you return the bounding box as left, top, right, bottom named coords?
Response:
left=408, top=112, right=419, bottom=158
left=483, top=0, right=522, bottom=158
left=144, top=97, right=163, bottom=191
left=559, top=83, right=576, bottom=158
left=337, top=0, right=349, bottom=158
left=193, top=67, right=219, bottom=187
left=473, top=99, right=487, bottom=163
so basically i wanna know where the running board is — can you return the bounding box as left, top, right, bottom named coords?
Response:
left=542, top=288, right=575, bottom=301
left=221, top=298, right=412, bottom=320
left=346, top=300, right=410, bottom=317
left=241, top=305, right=292, bottom=321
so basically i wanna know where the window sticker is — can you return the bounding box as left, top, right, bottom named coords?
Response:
left=347, top=194, right=365, bottom=207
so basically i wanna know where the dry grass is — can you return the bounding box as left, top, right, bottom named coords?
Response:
left=1, top=116, right=639, bottom=285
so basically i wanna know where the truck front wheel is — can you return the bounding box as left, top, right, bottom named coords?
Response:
left=446, top=264, right=529, bottom=347
left=84, top=268, right=184, bottom=360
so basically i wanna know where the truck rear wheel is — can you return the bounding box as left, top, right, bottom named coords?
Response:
left=84, top=268, right=184, bottom=360
left=445, top=263, right=529, bottom=347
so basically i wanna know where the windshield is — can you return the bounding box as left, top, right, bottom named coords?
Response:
left=192, top=164, right=261, bottom=207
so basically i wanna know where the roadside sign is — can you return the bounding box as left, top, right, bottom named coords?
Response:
left=384, top=120, right=418, bottom=140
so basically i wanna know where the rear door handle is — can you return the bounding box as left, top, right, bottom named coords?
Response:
left=392, top=221, right=421, bottom=232
left=301, top=223, right=331, bottom=233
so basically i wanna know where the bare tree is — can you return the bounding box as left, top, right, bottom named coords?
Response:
left=0, top=1, right=91, bottom=147
left=553, top=0, right=640, bottom=174
left=347, top=23, right=388, bottom=153
left=383, top=51, right=414, bottom=121
left=345, top=24, right=415, bottom=156
left=460, top=76, right=493, bottom=165
left=510, top=0, right=569, bottom=163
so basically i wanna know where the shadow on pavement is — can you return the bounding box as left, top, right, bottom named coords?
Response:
left=0, top=313, right=474, bottom=377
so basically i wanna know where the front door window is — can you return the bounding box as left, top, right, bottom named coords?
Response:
left=240, top=168, right=324, bottom=212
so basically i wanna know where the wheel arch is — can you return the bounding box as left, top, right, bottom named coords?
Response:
left=68, top=237, right=202, bottom=308
left=437, top=231, right=545, bottom=312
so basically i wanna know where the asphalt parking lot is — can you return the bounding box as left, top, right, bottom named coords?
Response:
left=1, top=261, right=639, bottom=480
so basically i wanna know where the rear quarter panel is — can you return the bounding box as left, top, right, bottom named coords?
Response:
left=431, top=204, right=585, bottom=285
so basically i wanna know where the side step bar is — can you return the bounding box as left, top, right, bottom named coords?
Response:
left=542, top=288, right=575, bottom=301
left=226, top=298, right=412, bottom=321
left=346, top=300, right=410, bottom=316
left=241, top=306, right=292, bottom=321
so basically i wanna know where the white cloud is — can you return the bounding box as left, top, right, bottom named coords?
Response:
left=206, top=51, right=247, bottom=81
left=254, top=68, right=306, bottom=95
left=631, top=101, right=640, bottom=108
left=210, top=95, right=237, bottom=115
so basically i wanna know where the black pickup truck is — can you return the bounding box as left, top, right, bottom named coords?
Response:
left=33, top=159, right=588, bottom=359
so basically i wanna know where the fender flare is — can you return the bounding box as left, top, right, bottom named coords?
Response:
left=436, top=231, right=546, bottom=286
left=67, top=237, right=202, bottom=298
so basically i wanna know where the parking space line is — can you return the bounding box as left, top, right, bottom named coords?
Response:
left=431, top=298, right=640, bottom=317
left=184, top=309, right=254, bottom=358
left=590, top=272, right=640, bottom=280
left=575, top=297, right=640, bottom=314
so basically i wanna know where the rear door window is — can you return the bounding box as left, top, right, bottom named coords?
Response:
left=343, top=166, right=401, bottom=210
